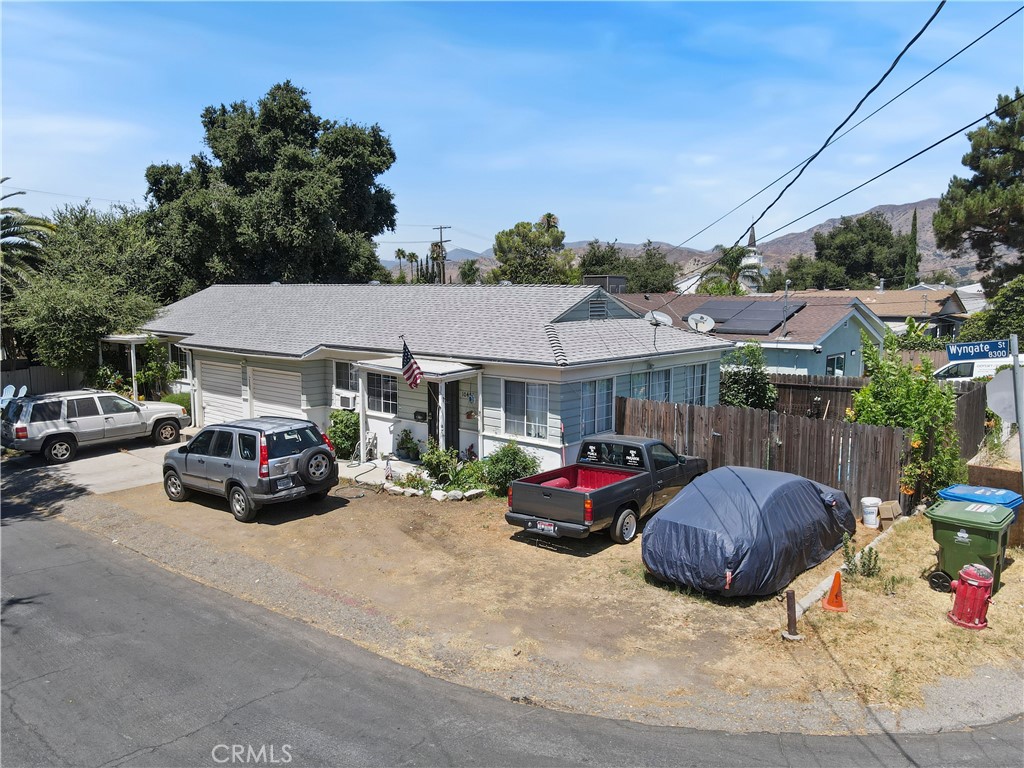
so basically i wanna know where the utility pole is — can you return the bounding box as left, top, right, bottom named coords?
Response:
left=432, top=225, right=450, bottom=284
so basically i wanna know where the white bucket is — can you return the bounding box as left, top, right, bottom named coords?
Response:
left=861, top=496, right=881, bottom=528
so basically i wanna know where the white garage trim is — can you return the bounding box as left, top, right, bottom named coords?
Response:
left=199, top=361, right=244, bottom=426
left=250, top=367, right=304, bottom=419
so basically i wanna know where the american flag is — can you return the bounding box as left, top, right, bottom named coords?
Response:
left=401, top=340, right=423, bottom=389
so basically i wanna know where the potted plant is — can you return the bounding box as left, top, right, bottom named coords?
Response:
left=396, top=428, right=420, bottom=461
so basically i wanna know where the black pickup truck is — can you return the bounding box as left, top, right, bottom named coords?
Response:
left=505, top=436, right=707, bottom=544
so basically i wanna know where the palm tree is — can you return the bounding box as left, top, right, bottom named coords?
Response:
left=394, top=248, right=407, bottom=278
left=697, top=244, right=763, bottom=295
left=1, top=178, right=55, bottom=291
left=537, top=212, right=560, bottom=232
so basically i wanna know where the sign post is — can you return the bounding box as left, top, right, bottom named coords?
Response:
left=1011, top=335, right=1024, bottom=494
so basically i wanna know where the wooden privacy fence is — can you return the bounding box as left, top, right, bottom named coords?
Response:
left=0, top=365, right=83, bottom=396
left=770, top=374, right=869, bottom=419
left=617, top=397, right=909, bottom=507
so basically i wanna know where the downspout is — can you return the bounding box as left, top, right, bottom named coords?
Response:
left=359, top=368, right=368, bottom=464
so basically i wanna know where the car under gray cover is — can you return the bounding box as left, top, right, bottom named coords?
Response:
left=641, top=466, right=856, bottom=597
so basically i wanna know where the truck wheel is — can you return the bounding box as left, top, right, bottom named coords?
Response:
left=153, top=420, right=180, bottom=445
left=42, top=436, right=77, bottom=465
left=610, top=508, right=638, bottom=544
left=228, top=485, right=258, bottom=523
left=163, top=470, right=191, bottom=502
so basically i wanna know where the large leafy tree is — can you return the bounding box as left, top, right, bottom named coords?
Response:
left=493, top=213, right=567, bottom=283
left=934, top=88, right=1023, bottom=292
left=813, top=212, right=909, bottom=287
left=719, top=343, right=778, bottom=410
left=780, top=254, right=851, bottom=290
left=578, top=240, right=624, bottom=276
left=145, top=81, right=396, bottom=296
left=623, top=241, right=676, bottom=292
left=8, top=204, right=159, bottom=371
left=955, top=275, right=1024, bottom=343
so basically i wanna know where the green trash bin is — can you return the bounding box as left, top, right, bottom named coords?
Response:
left=924, top=500, right=1014, bottom=593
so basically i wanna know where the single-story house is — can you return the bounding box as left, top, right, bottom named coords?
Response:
left=616, top=292, right=887, bottom=377
left=142, top=284, right=733, bottom=470
left=789, top=288, right=968, bottom=337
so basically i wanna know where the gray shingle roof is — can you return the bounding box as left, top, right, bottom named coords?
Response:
left=143, top=284, right=730, bottom=366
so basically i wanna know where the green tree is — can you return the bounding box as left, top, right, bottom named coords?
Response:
left=145, top=81, right=396, bottom=296
left=624, top=241, right=677, bottom=292
left=902, top=208, right=920, bottom=287
left=934, top=88, right=1024, bottom=292
left=955, top=275, right=1024, bottom=342
left=1, top=181, right=57, bottom=358
left=493, top=213, right=566, bottom=283
left=1, top=180, right=56, bottom=293
left=698, top=245, right=760, bottom=295
left=849, top=334, right=965, bottom=499
left=578, top=240, right=625, bottom=277
left=778, top=254, right=851, bottom=290
left=718, top=343, right=778, bottom=410
left=6, top=204, right=160, bottom=371
left=458, top=258, right=481, bottom=284
left=813, top=212, right=906, bottom=286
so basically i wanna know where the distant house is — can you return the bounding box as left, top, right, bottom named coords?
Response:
left=616, top=292, right=886, bottom=377
left=789, top=288, right=968, bottom=337
left=143, top=284, right=732, bottom=470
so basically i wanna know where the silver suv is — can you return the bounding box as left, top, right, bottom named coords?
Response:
left=1, top=389, right=190, bottom=464
left=162, top=417, right=339, bottom=522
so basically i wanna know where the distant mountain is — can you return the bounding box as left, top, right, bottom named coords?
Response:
left=381, top=200, right=979, bottom=283
left=756, top=199, right=976, bottom=281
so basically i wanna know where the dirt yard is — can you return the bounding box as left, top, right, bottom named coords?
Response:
left=59, top=476, right=1020, bottom=734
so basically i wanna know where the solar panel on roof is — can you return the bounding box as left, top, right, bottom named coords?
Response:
left=692, top=299, right=754, bottom=322
left=716, top=301, right=807, bottom=335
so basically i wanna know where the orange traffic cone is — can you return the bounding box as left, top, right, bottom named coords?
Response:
left=821, top=571, right=848, bottom=612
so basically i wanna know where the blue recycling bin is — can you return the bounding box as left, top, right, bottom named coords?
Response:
left=937, top=484, right=1022, bottom=522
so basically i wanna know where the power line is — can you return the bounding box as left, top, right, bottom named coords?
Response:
left=734, top=0, right=948, bottom=250
left=670, top=4, right=1022, bottom=254
left=758, top=93, right=1024, bottom=241
left=2, top=186, right=138, bottom=205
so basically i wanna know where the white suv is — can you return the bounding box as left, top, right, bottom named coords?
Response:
left=1, top=389, right=191, bottom=464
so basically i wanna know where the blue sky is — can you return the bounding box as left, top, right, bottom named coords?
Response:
left=3, top=1, right=1020, bottom=259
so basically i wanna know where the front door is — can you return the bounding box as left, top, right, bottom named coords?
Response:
left=427, top=381, right=460, bottom=452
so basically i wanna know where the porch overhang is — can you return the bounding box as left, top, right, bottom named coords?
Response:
left=355, top=356, right=480, bottom=381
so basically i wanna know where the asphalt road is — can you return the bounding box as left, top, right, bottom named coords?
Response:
left=2, top=510, right=1021, bottom=768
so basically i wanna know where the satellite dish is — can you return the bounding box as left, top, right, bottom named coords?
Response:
left=687, top=313, right=716, bottom=333
left=643, top=310, right=672, bottom=326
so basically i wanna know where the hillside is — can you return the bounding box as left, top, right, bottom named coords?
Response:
left=381, top=199, right=980, bottom=283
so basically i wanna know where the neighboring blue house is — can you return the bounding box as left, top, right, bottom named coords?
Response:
left=143, top=284, right=733, bottom=470
left=618, top=292, right=886, bottom=377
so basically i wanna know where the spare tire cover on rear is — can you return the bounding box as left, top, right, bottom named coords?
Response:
left=641, top=466, right=855, bottom=597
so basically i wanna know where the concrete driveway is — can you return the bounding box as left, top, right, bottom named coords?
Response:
left=2, top=440, right=172, bottom=494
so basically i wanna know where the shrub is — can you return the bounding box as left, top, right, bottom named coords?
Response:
left=484, top=441, right=540, bottom=495
left=327, top=409, right=360, bottom=459
left=160, top=392, right=191, bottom=415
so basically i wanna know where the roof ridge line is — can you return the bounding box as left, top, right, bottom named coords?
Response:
left=544, top=324, right=568, bottom=367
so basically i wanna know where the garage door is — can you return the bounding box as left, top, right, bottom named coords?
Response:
left=199, top=361, right=244, bottom=425
left=251, top=368, right=304, bottom=419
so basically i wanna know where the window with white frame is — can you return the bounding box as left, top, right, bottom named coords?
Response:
left=826, top=354, right=846, bottom=377
left=367, top=372, right=397, bottom=414
left=505, top=381, right=548, bottom=439
left=630, top=369, right=670, bottom=402
left=677, top=363, right=708, bottom=405
left=170, top=344, right=189, bottom=378
left=334, top=361, right=359, bottom=392
left=582, top=378, right=614, bottom=435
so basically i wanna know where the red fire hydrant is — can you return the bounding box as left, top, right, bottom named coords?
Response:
left=947, top=563, right=994, bottom=630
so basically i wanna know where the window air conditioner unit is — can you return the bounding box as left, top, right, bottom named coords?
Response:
left=334, top=392, right=356, bottom=410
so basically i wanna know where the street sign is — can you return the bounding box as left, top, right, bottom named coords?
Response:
left=946, top=339, right=1009, bottom=362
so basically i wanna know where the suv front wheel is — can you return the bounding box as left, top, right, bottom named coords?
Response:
left=42, top=435, right=77, bottom=465
left=153, top=420, right=181, bottom=445
left=164, top=470, right=191, bottom=502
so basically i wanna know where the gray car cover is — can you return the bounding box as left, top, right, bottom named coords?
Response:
left=641, top=466, right=855, bottom=597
